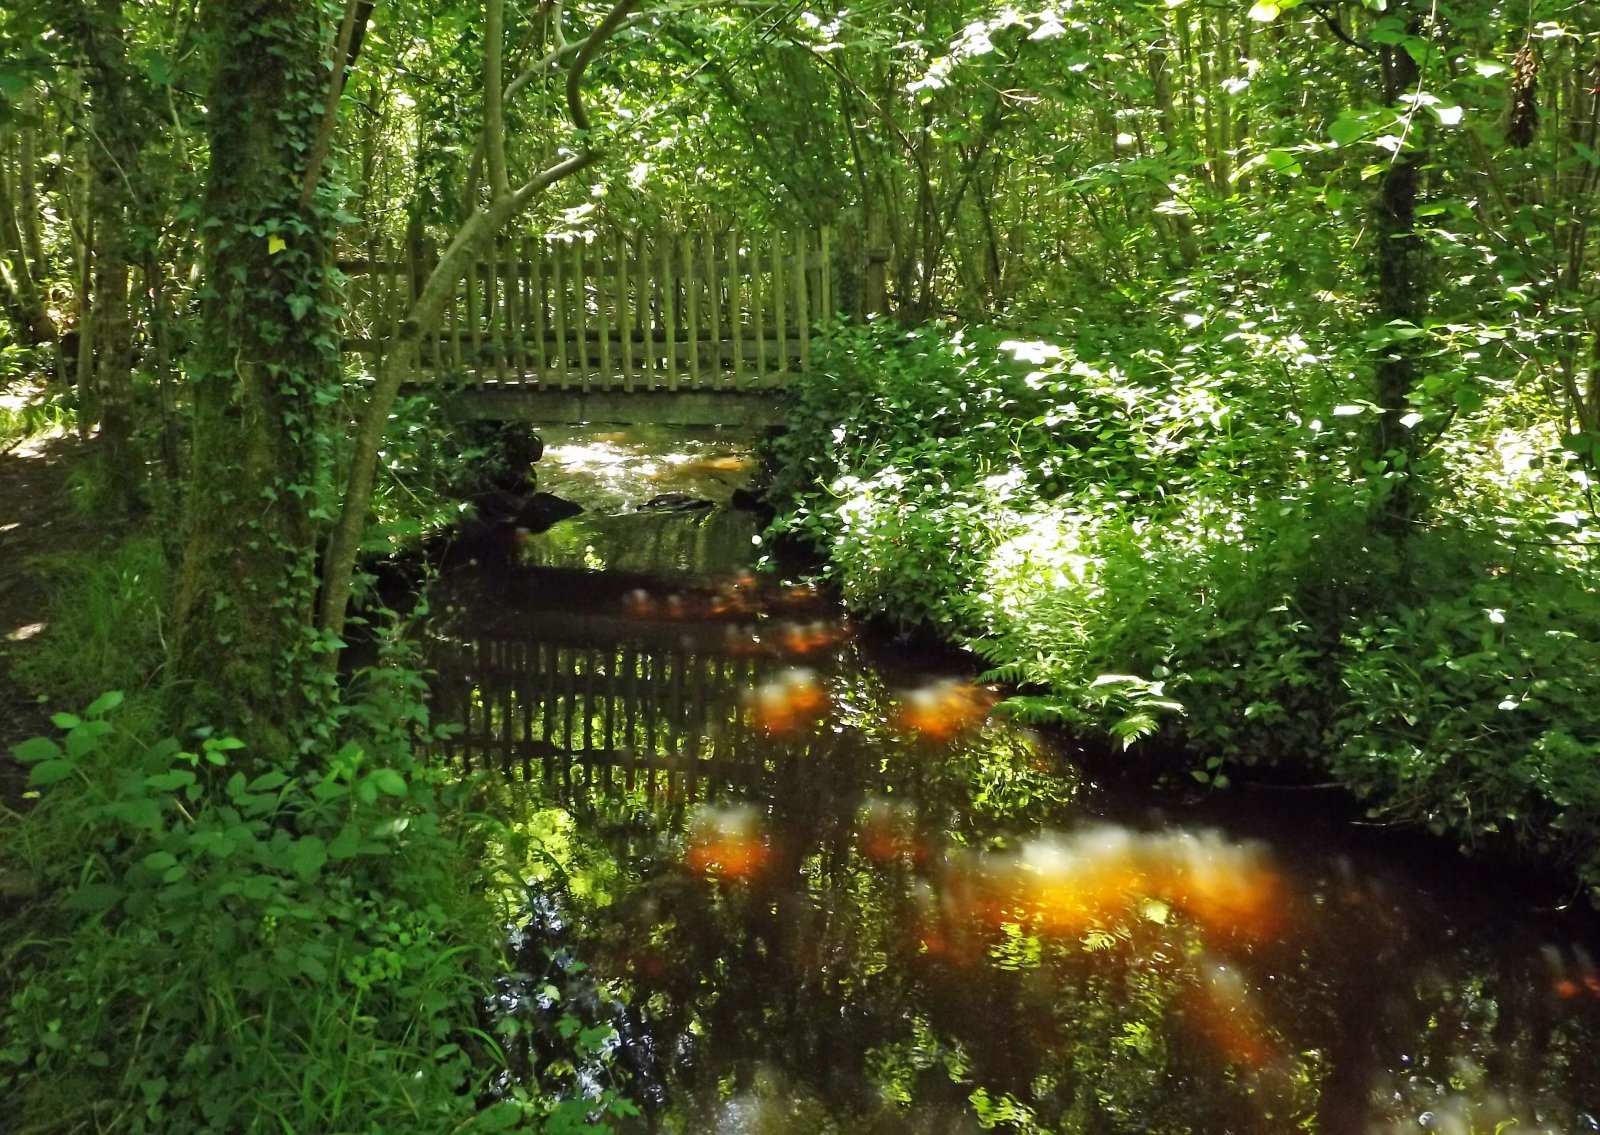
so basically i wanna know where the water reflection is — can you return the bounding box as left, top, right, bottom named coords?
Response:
left=534, top=425, right=757, bottom=513
left=430, top=560, right=1600, bottom=1134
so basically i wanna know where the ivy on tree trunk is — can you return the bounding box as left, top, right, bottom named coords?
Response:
left=170, top=0, right=340, bottom=753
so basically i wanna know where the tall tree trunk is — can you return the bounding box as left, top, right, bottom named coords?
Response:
left=0, top=144, right=57, bottom=346
left=1371, top=12, right=1428, bottom=538
left=74, top=0, right=147, bottom=505
left=170, top=0, right=340, bottom=752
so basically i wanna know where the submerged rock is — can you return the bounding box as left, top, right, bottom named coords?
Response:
left=514, top=492, right=585, bottom=532
left=639, top=493, right=714, bottom=512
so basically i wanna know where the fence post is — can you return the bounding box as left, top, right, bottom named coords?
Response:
left=794, top=230, right=810, bottom=373
left=684, top=234, right=700, bottom=388
left=772, top=230, right=787, bottom=377
left=729, top=231, right=743, bottom=391
left=552, top=241, right=569, bottom=390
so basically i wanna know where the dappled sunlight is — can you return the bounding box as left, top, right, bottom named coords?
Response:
left=536, top=425, right=758, bottom=513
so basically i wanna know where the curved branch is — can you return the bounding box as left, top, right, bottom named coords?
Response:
left=567, top=0, right=644, bottom=132
left=298, top=0, right=372, bottom=209
left=1310, top=3, right=1378, bottom=58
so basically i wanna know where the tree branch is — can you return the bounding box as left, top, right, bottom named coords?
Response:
left=485, top=0, right=510, bottom=196
left=1315, top=6, right=1377, bottom=58
left=567, top=0, right=644, bottom=132
left=298, top=0, right=372, bottom=210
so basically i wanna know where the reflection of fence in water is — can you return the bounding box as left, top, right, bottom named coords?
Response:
left=432, top=629, right=779, bottom=799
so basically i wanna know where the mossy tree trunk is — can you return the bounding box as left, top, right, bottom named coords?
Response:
left=170, top=0, right=340, bottom=753
left=68, top=0, right=148, bottom=506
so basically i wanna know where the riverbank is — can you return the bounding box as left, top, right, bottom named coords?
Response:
left=762, top=320, right=1600, bottom=899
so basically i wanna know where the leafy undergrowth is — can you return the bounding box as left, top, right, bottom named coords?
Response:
left=0, top=536, right=635, bottom=1132
left=765, top=319, right=1600, bottom=895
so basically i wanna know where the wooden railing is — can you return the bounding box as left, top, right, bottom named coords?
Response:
left=343, top=226, right=835, bottom=393
left=431, top=627, right=771, bottom=800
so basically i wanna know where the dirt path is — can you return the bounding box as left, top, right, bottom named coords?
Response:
left=0, top=432, right=127, bottom=805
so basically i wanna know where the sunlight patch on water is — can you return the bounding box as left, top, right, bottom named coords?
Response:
left=536, top=425, right=756, bottom=513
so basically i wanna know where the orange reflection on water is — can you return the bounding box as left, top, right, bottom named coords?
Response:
left=941, top=826, right=1286, bottom=945
left=1543, top=944, right=1600, bottom=1000
left=857, top=798, right=928, bottom=866
left=1149, top=830, right=1286, bottom=942
left=779, top=620, right=849, bottom=656
left=744, top=668, right=828, bottom=733
left=895, top=680, right=995, bottom=741
left=682, top=454, right=755, bottom=475
left=1183, top=960, right=1277, bottom=1070
left=685, top=805, right=771, bottom=881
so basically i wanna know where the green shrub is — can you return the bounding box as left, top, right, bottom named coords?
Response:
left=765, top=317, right=1600, bottom=893
left=0, top=686, right=640, bottom=1133
left=12, top=537, right=169, bottom=711
left=0, top=696, right=497, bottom=1133
left=1330, top=557, right=1600, bottom=881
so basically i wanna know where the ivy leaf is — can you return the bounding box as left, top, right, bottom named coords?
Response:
left=267, top=235, right=287, bottom=256
left=286, top=294, right=314, bottom=322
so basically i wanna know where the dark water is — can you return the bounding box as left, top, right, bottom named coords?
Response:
left=427, top=429, right=1600, bottom=1135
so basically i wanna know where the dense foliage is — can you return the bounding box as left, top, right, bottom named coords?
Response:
left=767, top=313, right=1600, bottom=886
left=3, top=0, right=1600, bottom=1128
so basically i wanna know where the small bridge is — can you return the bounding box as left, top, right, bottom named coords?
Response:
left=343, top=225, right=837, bottom=427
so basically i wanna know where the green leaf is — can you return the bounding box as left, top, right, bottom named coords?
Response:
left=1328, top=116, right=1367, bottom=147
left=12, top=736, right=62, bottom=764
left=66, top=882, right=123, bottom=912
left=286, top=294, right=314, bottom=321
left=50, top=712, right=82, bottom=731
left=142, top=850, right=179, bottom=872
left=145, top=770, right=197, bottom=791
left=368, top=769, right=408, bottom=797
left=84, top=691, right=125, bottom=717
left=267, top=235, right=286, bottom=256
left=473, top=1101, right=524, bottom=1131
left=327, top=823, right=362, bottom=860
left=287, top=837, right=327, bottom=881
left=29, top=759, right=76, bottom=787
left=1247, top=1, right=1279, bottom=21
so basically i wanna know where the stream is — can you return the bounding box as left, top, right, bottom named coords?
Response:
left=424, top=426, right=1600, bottom=1135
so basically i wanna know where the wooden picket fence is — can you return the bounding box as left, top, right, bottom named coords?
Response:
left=342, top=226, right=834, bottom=393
